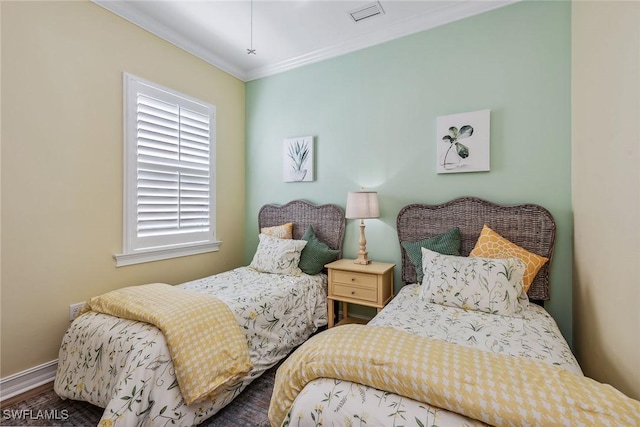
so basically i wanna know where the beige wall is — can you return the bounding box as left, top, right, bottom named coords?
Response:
left=1, top=1, right=246, bottom=377
left=572, top=1, right=640, bottom=400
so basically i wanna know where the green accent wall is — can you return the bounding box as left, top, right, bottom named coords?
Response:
left=246, top=1, right=573, bottom=346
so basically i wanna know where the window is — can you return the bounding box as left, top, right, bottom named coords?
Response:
left=115, top=73, right=219, bottom=266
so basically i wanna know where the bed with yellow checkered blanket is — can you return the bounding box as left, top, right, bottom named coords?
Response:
left=56, top=268, right=328, bottom=426
left=269, top=324, right=640, bottom=427
left=78, top=283, right=252, bottom=405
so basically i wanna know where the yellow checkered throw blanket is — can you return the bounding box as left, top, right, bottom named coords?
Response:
left=80, top=283, right=252, bottom=405
left=269, top=325, right=640, bottom=426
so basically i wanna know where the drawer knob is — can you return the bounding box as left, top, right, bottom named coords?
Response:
left=351, top=277, right=355, bottom=281
left=351, top=290, right=355, bottom=295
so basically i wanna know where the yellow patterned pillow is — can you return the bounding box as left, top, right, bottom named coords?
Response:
left=470, top=225, right=548, bottom=292
left=260, top=222, right=293, bottom=239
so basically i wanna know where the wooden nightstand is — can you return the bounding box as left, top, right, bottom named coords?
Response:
left=325, top=259, right=395, bottom=328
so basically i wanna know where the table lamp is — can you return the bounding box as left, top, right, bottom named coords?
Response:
left=345, top=190, right=380, bottom=265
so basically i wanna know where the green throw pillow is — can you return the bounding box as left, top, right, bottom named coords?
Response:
left=401, top=227, right=462, bottom=283
left=299, top=226, right=340, bottom=275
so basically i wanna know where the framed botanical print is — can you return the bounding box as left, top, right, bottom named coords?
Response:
left=437, top=110, right=490, bottom=174
left=284, top=136, right=314, bottom=182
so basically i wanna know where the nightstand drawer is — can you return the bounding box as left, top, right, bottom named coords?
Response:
left=332, top=283, right=378, bottom=303
left=333, top=270, right=377, bottom=288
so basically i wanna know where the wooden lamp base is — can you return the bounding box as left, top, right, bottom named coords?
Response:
left=353, top=220, right=371, bottom=264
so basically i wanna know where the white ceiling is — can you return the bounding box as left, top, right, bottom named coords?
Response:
left=93, top=0, right=517, bottom=82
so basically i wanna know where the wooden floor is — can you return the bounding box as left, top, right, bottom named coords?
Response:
left=0, top=382, right=53, bottom=409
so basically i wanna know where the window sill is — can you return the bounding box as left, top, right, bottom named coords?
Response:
left=114, top=241, right=222, bottom=267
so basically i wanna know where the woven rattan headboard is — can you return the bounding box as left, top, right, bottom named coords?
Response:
left=258, top=200, right=346, bottom=256
left=396, top=197, right=556, bottom=301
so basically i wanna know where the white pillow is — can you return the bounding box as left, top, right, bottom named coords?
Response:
left=419, top=248, right=529, bottom=317
left=250, top=233, right=307, bottom=276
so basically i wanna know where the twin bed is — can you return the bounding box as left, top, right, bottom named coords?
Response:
left=54, top=197, right=639, bottom=426
left=54, top=200, right=345, bottom=426
left=268, top=197, right=639, bottom=426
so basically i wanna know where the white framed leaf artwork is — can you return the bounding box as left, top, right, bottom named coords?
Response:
left=437, top=109, right=490, bottom=174
left=283, top=136, right=314, bottom=182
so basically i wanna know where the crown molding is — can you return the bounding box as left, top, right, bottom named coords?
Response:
left=92, top=0, right=249, bottom=81
left=93, top=0, right=518, bottom=83
left=245, top=0, right=518, bottom=81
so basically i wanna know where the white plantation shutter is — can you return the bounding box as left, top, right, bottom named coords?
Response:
left=116, top=74, right=219, bottom=266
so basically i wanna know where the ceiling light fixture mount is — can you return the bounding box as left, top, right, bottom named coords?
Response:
left=247, top=0, right=256, bottom=55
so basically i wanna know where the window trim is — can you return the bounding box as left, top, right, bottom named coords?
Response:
left=114, top=241, right=221, bottom=267
left=114, top=73, right=220, bottom=267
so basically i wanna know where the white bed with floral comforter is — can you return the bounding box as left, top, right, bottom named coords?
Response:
left=283, top=284, right=581, bottom=427
left=272, top=199, right=640, bottom=426
left=54, top=267, right=327, bottom=427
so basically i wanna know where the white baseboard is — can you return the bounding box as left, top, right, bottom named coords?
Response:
left=0, top=360, right=58, bottom=403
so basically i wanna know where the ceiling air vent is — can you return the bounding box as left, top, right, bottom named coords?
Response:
left=348, top=1, right=385, bottom=23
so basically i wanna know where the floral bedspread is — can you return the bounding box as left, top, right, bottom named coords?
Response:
left=54, top=267, right=327, bottom=426
left=283, top=284, right=581, bottom=427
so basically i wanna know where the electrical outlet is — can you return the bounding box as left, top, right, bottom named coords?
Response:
left=69, top=302, right=85, bottom=321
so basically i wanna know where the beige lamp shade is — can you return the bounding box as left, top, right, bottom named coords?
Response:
left=345, top=191, right=380, bottom=219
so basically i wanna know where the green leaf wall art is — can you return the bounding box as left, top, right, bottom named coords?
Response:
left=436, top=110, right=491, bottom=174
left=283, top=136, right=314, bottom=182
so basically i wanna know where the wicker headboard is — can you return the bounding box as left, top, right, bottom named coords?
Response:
left=396, top=197, right=556, bottom=301
left=258, top=200, right=346, bottom=256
